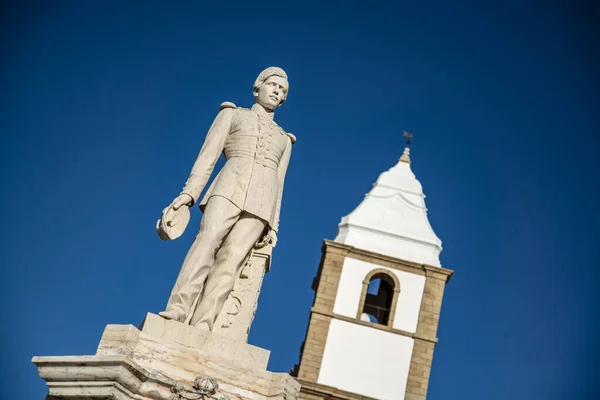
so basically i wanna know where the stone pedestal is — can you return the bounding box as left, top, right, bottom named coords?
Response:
left=32, top=313, right=299, bottom=400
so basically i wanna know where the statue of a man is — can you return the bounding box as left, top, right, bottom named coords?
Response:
left=157, top=67, right=295, bottom=332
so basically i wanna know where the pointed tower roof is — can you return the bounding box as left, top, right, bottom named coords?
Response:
left=334, top=141, right=443, bottom=267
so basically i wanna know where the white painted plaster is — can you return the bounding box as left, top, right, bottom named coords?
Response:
left=333, top=257, right=425, bottom=333
left=318, top=319, right=414, bottom=400
left=334, top=158, right=443, bottom=267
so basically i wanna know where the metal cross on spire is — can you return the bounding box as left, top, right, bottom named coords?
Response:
left=399, top=130, right=413, bottom=163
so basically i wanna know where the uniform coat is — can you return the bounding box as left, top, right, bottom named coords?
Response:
left=181, top=103, right=294, bottom=232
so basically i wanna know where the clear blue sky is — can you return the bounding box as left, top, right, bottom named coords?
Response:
left=1, top=2, right=598, bottom=399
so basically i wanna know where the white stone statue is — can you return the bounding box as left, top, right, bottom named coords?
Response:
left=157, top=67, right=295, bottom=332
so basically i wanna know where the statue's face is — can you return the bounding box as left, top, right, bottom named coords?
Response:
left=255, top=75, right=288, bottom=110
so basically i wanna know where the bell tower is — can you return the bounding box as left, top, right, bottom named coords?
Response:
left=293, top=141, right=453, bottom=400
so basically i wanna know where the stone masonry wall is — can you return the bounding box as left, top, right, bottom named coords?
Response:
left=404, top=269, right=449, bottom=399
left=295, top=240, right=452, bottom=400
left=296, top=241, right=349, bottom=382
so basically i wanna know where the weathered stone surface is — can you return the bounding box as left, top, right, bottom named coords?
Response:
left=33, top=316, right=299, bottom=400
left=97, top=313, right=270, bottom=371
left=158, top=67, right=295, bottom=334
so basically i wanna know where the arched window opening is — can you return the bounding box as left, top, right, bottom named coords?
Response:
left=360, top=273, right=395, bottom=325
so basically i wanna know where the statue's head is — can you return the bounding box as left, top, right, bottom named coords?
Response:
left=253, top=67, right=289, bottom=111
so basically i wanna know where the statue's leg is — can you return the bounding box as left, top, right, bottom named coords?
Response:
left=163, top=196, right=242, bottom=320
left=190, top=212, right=266, bottom=329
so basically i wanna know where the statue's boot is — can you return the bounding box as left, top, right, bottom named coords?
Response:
left=194, top=322, right=210, bottom=331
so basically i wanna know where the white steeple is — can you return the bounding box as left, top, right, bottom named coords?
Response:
left=334, top=144, right=443, bottom=267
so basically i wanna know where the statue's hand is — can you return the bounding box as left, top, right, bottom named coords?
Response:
left=265, top=230, right=278, bottom=248
left=156, top=194, right=193, bottom=241
left=172, top=193, right=193, bottom=211
left=163, top=194, right=193, bottom=228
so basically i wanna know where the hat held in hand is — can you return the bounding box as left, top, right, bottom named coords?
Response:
left=156, top=204, right=190, bottom=241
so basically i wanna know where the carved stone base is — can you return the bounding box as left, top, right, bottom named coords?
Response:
left=32, top=313, right=299, bottom=400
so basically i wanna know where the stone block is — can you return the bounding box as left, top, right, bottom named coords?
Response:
left=33, top=314, right=299, bottom=400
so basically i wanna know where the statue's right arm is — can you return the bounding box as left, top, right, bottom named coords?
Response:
left=179, top=108, right=234, bottom=206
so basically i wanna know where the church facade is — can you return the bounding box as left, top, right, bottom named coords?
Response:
left=292, top=146, right=453, bottom=400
